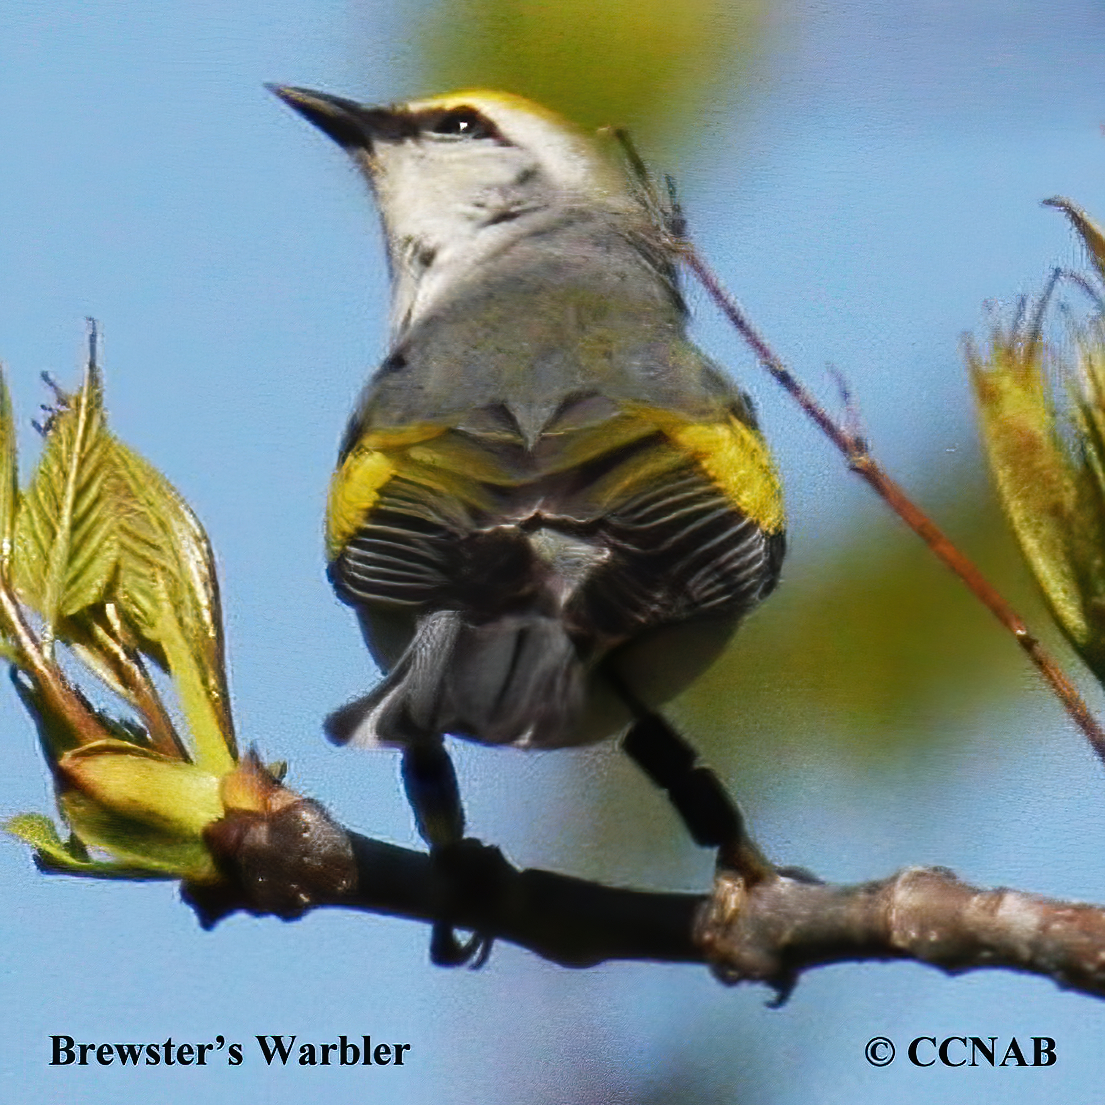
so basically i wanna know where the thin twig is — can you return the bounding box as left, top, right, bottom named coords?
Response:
left=87, top=609, right=186, bottom=759
left=680, top=245, right=1105, bottom=765
left=0, top=585, right=105, bottom=746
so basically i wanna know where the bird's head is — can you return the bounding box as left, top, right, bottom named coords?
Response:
left=271, top=85, right=647, bottom=328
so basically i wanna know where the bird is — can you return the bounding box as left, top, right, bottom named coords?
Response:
left=271, top=85, right=785, bottom=871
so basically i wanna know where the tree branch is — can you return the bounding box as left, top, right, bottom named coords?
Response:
left=180, top=802, right=1105, bottom=999
left=698, top=866, right=1105, bottom=998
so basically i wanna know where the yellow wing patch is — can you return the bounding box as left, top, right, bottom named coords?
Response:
left=327, top=406, right=784, bottom=560
left=326, top=423, right=524, bottom=558
left=326, top=424, right=444, bottom=558
left=627, top=406, right=785, bottom=534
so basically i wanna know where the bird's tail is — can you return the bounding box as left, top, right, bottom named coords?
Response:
left=324, top=609, right=586, bottom=749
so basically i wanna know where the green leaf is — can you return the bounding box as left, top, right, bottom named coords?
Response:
left=106, top=440, right=236, bottom=772
left=4, top=812, right=175, bottom=879
left=59, top=740, right=225, bottom=835
left=54, top=740, right=225, bottom=880
left=108, top=443, right=219, bottom=657
left=11, top=364, right=117, bottom=653
left=7, top=812, right=80, bottom=859
left=967, top=327, right=1098, bottom=655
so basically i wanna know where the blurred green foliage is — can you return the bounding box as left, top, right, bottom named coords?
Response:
left=682, top=472, right=1061, bottom=769
left=407, top=0, right=772, bottom=153
left=970, top=199, right=1105, bottom=688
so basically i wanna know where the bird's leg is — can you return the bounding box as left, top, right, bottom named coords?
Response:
left=401, top=740, right=466, bottom=847
left=401, top=740, right=493, bottom=967
left=620, top=712, right=773, bottom=885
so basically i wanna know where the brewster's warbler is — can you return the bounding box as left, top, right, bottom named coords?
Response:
left=273, top=86, right=785, bottom=849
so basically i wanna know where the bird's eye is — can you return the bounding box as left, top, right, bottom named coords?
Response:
left=426, top=108, right=499, bottom=140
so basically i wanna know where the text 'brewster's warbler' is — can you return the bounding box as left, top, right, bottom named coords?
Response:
left=273, top=86, right=784, bottom=844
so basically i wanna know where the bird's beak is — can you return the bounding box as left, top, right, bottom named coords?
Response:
left=267, top=84, right=413, bottom=150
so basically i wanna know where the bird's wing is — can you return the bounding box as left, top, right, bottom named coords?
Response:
left=326, top=398, right=784, bottom=634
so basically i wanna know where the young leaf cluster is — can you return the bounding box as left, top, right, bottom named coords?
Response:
left=0, top=349, right=241, bottom=880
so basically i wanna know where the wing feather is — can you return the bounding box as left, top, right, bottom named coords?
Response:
left=328, top=403, right=784, bottom=653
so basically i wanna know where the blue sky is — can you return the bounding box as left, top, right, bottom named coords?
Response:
left=3, top=1, right=1105, bottom=1102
